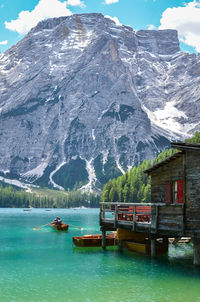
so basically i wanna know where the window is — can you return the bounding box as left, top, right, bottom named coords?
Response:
left=165, top=180, right=183, bottom=204
left=173, top=181, right=178, bottom=203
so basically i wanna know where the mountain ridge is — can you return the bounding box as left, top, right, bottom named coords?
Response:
left=0, top=13, right=200, bottom=191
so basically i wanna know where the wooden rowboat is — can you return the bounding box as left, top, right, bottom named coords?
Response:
left=73, top=233, right=117, bottom=247
left=124, top=240, right=168, bottom=256
left=50, top=222, right=69, bottom=231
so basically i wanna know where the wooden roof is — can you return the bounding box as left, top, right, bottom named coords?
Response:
left=144, top=142, right=200, bottom=174
left=171, top=142, right=200, bottom=151
left=143, top=151, right=183, bottom=174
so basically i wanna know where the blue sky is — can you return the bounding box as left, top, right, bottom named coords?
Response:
left=0, top=0, right=199, bottom=53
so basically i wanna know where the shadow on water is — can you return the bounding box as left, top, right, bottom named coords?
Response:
left=73, top=245, right=118, bottom=254
left=119, top=243, right=200, bottom=278
left=72, top=239, right=200, bottom=277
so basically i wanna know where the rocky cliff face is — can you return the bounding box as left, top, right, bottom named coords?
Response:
left=0, top=13, right=200, bottom=191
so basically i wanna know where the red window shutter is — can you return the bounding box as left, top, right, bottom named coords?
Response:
left=177, top=180, right=184, bottom=204
left=165, top=181, right=172, bottom=204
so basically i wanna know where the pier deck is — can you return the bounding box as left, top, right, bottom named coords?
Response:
left=100, top=202, right=185, bottom=237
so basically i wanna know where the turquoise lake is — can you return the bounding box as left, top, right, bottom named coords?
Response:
left=0, top=208, right=200, bottom=302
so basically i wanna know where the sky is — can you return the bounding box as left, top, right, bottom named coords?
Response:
left=0, top=0, right=200, bottom=54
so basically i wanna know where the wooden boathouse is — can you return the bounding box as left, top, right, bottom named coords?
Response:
left=100, top=142, right=200, bottom=264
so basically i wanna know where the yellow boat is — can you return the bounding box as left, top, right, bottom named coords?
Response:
left=124, top=240, right=168, bottom=256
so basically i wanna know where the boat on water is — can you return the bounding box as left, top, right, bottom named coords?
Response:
left=124, top=239, right=168, bottom=256
left=50, top=222, right=69, bottom=231
left=72, top=233, right=117, bottom=247
left=23, top=209, right=32, bottom=211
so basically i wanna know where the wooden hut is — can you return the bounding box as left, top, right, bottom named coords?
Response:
left=144, top=142, right=200, bottom=264
left=100, top=142, right=200, bottom=264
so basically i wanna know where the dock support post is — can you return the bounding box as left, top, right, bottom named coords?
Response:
left=118, top=240, right=123, bottom=252
left=102, top=229, right=106, bottom=250
left=163, top=237, right=169, bottom=251
left=151, top=238, right=156, bottom=257
left=162, top=237, right=169, bottom=254
left=193, top=237, right=200, bottom=265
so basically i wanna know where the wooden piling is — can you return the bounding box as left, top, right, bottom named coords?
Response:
left=118, top=239, right=123, bottom=252
left=151, top=238, right=156, bottom=257
left=102, top=229, right=106, bottom=250
left=193, top=237, right=200, bottom=265
left=163, top=237, right=168, bottom=244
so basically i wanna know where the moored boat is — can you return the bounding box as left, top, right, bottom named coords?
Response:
left=73, top=233, right=117, bottom=247
left=124, top=239, right=168, bottom=256
left=50, top=222, right=69, bottom=231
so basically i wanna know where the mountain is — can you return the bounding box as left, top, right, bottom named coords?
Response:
left=0, top=13, right=200, bottom=191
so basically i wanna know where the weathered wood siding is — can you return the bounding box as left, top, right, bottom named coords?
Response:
left=150, top=150, right=200, bottom=236
left=185, top=151, right=200, bottom=234
left=150, top=156, right=185, bottom=236
left=151, top=204, right=184, bottom=236
left=151, top=156, right=183, bottom=203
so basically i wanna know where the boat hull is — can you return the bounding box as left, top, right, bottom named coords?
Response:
left=125, top=240, right=168, bottom=256
left=50, top=223, right=69, bottom=231
left=73, top=234, right=117, bottom=247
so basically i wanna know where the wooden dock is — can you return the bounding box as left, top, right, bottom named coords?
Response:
left=99, top=202, right=192, bottom=257
left=100, top=202, right=185, bottom=236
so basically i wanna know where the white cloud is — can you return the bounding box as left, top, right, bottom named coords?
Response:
left=67, top=0, right=85, bottom=8
left=103, top=0, right=119, bottom=4
left=105, top=15, right=121, bottom=26
left=147, top=24, right=157, bottom=30
left=159, top=1, right=200, bottom=52
left=5, top=0, right=72, bottom=35
left=0, top=40, right=8, bottom=45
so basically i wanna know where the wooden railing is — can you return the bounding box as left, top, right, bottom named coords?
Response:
left=100, top=202, right=185, bottom=235
left=100, top=202, right=152, bottom=223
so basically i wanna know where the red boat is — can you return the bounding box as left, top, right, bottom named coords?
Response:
left=50, top=222, right=69, bottom=231
left=73, top=233, right=117, bottom=247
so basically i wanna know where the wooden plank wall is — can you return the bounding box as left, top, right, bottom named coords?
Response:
left=151, top=156, right=183, bottom=204
left=185, top=151, right=200, bottom=234
left=158, top=205, right=183, bottom=233
left=150, top=151, right=200, bottom=236
left=151, top=205, right=184, bottom=235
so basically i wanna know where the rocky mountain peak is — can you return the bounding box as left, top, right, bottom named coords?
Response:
left=0, top=13, right=199, bottom=192
left=30, top=13, right=105, bottom=34
left=136, top=29, right=180, bottom=55
left=30, top=16, right=69, bottom=33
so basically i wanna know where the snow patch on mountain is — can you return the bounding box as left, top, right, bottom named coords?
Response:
left=22, top=161, right=49, bottom=182
left=0, top=176, right=38, bottom=191
left=142, top=102, right=197, bottom=138
left=80, top=158, right=96, bottom=192
left=102, top=150, right=109, bottom=166
left=49, top=162, right=66, bottom=190
left=116, top=156, right=125, bottom=174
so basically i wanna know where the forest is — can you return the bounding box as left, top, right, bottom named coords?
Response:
left=101, top=132, right=200, bottom=203
left=0, top=183, right=100, bottom=208
left=1, top=132, right=199, bottom=208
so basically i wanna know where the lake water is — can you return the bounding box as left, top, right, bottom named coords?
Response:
left=0, top=208, right=200, bottom=302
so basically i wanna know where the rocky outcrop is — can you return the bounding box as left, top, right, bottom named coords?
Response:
left=0, top=13, right=199, bottom=190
